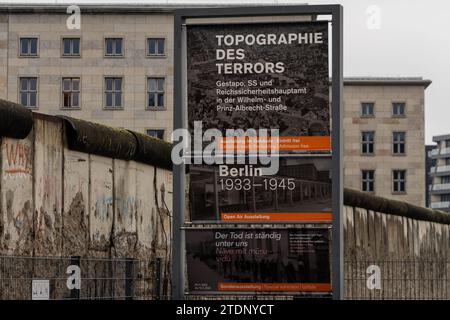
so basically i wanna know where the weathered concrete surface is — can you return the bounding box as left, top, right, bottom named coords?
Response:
left=90, top=154, right=114, bottom=254
left=344, top=203, right=450, bottom=299
left=0, top=135, right=33, bottom=255
left=62, top=149, right=89, bottom=256
left=33, top=117, right=63, bottom=256
left=0, top=112, right=173, bottom=299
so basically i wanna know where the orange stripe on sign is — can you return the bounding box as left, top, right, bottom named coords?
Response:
left=218, top=282, right=332, bottom=292
left=220, top=212, right=332, bottom=222
left=218, top=136, right=331, bottom=151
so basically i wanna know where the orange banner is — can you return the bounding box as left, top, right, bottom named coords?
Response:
left=218, top=282, right=331, bottom=292
left=221, top=212, right=332, bottom=222
left=218, top=136, right=331, bottom=151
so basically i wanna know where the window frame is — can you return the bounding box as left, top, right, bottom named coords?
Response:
left=445, top=140, right=450, bottom=148
left=18, top=76, right=38, bottom=109
left=104, top=37, right=124, bottom=57
left=361, top=170, right=375, bottom=193
left=146, top=76, right=166, bottom=110
left=441, top=176, right=450, bottom=184
left=19, top=36, right=39, bottom=57
left=146, top=37, right=166, bottom=58
left=61, top=77, right=81, bottom=110
left=61, top=37, right=81, bottom=57
left=392, top=169, right=407, bottom=194
left=146, top=128, right=166, bottom=140
left=392, top=101, right=406, bottom=117
left=392, top=131, right=406, bottom=156
left=361, top=131, right=375, bottom=155
left=103, top=76, right=124, bottom=110
left=360, top=102, right=375, bottom=118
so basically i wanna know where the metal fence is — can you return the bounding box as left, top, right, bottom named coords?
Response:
left=0, top=255, right=167, bottom=300
left=4, top=256, right=450, bottom=300
left=345, top=260, right=450, bottom=300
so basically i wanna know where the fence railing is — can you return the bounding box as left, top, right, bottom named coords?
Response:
left=0, top=255, right=166, bottom=300
left=345, top=260, right=450, bottom=300
left=4, top=256, right=449, bottom=300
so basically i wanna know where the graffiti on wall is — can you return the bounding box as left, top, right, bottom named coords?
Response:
left=2, top=139, right=32, bottom=179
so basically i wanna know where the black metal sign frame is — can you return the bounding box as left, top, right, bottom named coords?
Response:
left=173, top=4, right=343, bottom=300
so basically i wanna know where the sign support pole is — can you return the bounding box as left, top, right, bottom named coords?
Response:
left=172, top=12, right=185, bottom=300
left=331, top=4, right=344, bottom=300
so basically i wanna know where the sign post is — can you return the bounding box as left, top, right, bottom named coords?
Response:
left=173, top=5, right=343, bottom=300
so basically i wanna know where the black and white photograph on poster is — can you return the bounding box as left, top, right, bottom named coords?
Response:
left=186, top=21, right=330, bottom=153
left=186, top=228, right=331, bottom=293
left=189, top=157, right=332, bottom=222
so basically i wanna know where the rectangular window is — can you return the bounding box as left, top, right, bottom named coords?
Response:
left=147, top=38, right=165, bottom=56
left=446, top=140, right=450, bottom=148
left=393, top=132, right=406, bottom=155
left=19, top=77, right=38, bottom=108
left=62, top=77, right=80, bottom=108
left=62, top=38, right=80, bottom=56
left=146, top=129, right=165, bottom=140
left=105, top=38, right=123, bottom=56
left=393, top=170, right=406, bottom=193
left=442, top=176, right=450, bottom=184
left=361, top=170, right=375, bottom=192
left=147, top=77, right=165, bottom=108
left=446, top=158, right=450, bottom=166
left=104, top=77, right=122, bottom=108
left=441, top=194, right=450, bottom=202
left=392, top=102, right=406, bottom=116
left=361, top=131, right=375, bottom=155
left=20, top=37, right=38, bottom=56
left=361, top=102, right=374, bottom=117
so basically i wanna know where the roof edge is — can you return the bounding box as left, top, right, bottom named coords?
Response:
left=0, top=3, right=308, bottom=13
left=342, top=78, right=432, bottom=89
left=433, top=134, right=450, bottom=142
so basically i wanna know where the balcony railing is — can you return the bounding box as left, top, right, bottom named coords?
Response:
left=431, top=201, right=450, bottom=209
left=429, top=149, right=439, bottom=157
left=431, top=183, right=450, bottom=191
left=430, top=165, right=450, bottom=174
left=429, top=148, right=450, bottom=157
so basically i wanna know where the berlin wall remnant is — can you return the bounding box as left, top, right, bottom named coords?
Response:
left=0, top=99, right=173, bottom=299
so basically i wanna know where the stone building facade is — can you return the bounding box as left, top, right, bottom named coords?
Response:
left=0, top=5, right=432, bottom=206
left=0, top=6, right=175, bottom=139
left=343, top=78, right=431, bottom=206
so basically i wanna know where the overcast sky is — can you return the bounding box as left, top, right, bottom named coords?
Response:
left=2, top=0, right=449, bottom=143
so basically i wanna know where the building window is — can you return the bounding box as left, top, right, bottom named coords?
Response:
left=392, top=102, right=406, bottom=116
left=446, top=140, right=450, bottom=148
left=19, top=77, right=38, bottom=108
left=104, top=77, right=122, bottom=108
left=147, top=38, right=165, bottom=56
left=361, top=102, right=374, bottom=117
left=393, top=170, right=406, bottom=193
left=393, top=132, right=406, bottom=155
left=62, top=38, right=80, bottom=56
left=361, top=131, right=375, bottom=155
left=361, top=170, right=375, bottom=192
left=20, top=37, right=38, bottom=56
left=441, top=194, right=450, bottom=202
left=62, top=77, right=80, bottom=109
left=105, top=38, right=123, bottom=56
left=442, top=176, right=450, bottom=184
left=446, top=158, right=450, bottom=166
left=146, top=129, right=165, bottom=140
left=147, top=77, right=165, bottom=108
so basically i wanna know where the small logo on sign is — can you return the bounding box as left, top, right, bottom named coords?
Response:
left=32, top=279, right=50, bottom=300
